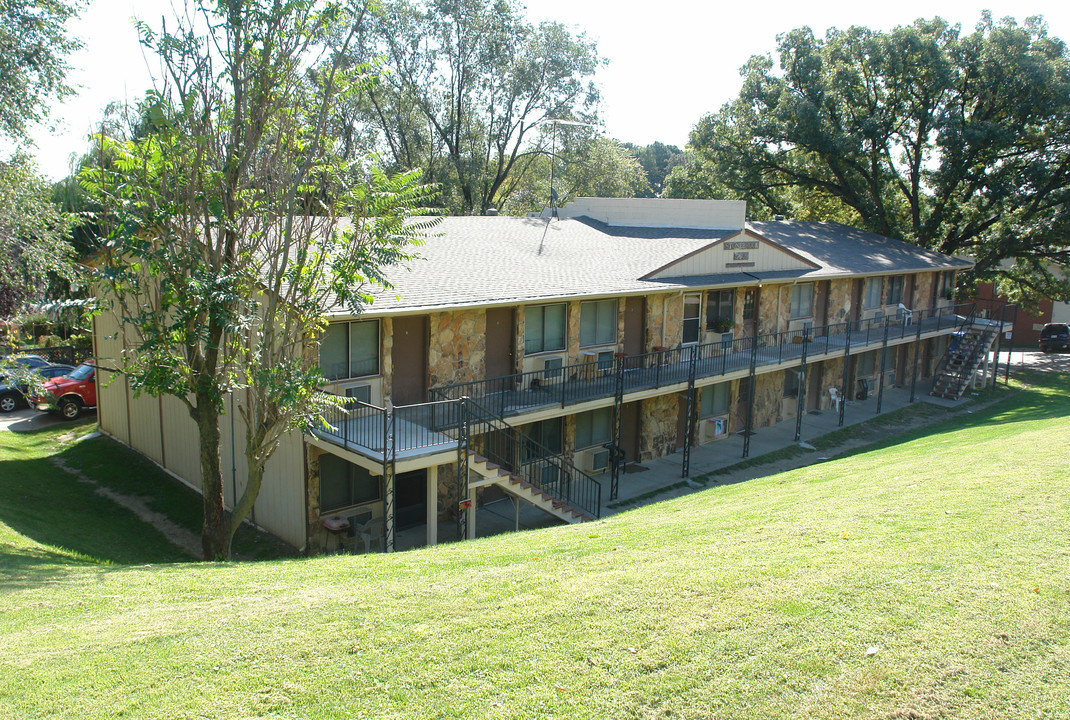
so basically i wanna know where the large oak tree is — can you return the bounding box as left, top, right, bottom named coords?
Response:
left=668, top=14, right=1070, bottom=302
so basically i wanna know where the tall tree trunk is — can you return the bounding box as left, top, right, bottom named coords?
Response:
left=195, top=392, right=229, bottom=560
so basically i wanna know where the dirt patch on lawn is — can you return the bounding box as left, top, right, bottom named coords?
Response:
left=49, top=456, right=202, bottom=558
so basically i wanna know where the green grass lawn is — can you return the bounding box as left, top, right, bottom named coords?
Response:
left=1, top=373, right=1069, bottom=719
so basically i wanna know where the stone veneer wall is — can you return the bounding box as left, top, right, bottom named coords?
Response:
left=428, top=309, right=487, bottom=388
left=437, top=462, right=459, bottom=522
left=759, top=285, right=780, bottom=335
left=639, top=394, right=679, bottom=460
left=305, top=446, right=324, bottom=551
left=827, top=279, right=853, bottom=324
left=914, top=272, right=934, bottom=310
left=381, top=317, right=394, bottom=405
left=644, top=293, right=684, bottom=349
left=752, top=372, right=784, bottom=429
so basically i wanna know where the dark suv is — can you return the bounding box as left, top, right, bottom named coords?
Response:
left=1039, top=323, right=1070, bottom=353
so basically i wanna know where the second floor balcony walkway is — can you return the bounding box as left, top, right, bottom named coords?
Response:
left=431, top=303, right=1010, bottom=421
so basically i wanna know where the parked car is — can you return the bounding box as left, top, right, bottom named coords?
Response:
left=30, top=360, right=97, bottom=420
left=1039, top=323, right=1070, bottom=353
left=0, top=363, right=74, bottom=412
left=0, top=354, right=50, bottom=380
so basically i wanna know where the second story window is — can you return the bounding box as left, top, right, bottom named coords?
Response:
left=886, top=275, right=904, bottom=306
left=682, top=293, right=701, bottom=344
left=580, top=299, right=617, bottom=347
left=525, top=303, right=566, bottom=354
left=863, top=277, right=882, bottom=309
left=706, top=290, right=734, bottom=331
left=790, top=283, right=814, bottom=319
left=319, top=319, right=380, bottom=381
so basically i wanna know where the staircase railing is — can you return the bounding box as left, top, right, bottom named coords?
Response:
left=464, top=397, right=602, bottom=520
left=930, top=305, right=977, bottom=387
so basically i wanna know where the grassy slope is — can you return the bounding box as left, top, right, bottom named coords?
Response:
left=1, top=375, right=1068, bottom=719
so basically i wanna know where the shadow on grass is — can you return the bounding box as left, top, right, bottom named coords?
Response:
left=697, top=371, right=1067, bottom=488
left=0, top=423, right=296, bottom=588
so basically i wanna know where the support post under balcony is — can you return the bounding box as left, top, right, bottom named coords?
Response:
left=839, top=326, right=851, bottom=427
left=876, top=320, right=890, bottom=415
left=610, top=357, right=624, bottom=500
left=456, top=398, right=470, bottom=542
left=682, top=344, right=697, bottom=477
left=742, top=339, right=758, bottom=459
left=793, top=329, right=809, bottom=443
left=910, top=315, right=923, bottom=402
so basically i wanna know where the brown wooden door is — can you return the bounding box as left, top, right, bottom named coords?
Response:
left=624, top=297, right=645, bottom=356
left=815, top=281, right=830, bottom=327
left=392, top=315, right=428, bottom=405
left=742, top=287, right=759, bottom=337
left=485, top=307, right=514, bottom=380
left=807, top=361, right=823, bottom=409
left=850, top=279, right=863, bottom=324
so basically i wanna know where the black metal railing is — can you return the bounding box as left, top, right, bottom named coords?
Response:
left=311, top=393, right=602, bottom=520
left=465, top=398, right=602, bottom=520
left=430, top=303, right=978, bottom=419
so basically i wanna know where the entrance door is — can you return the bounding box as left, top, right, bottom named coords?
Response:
left=807, top=360, right=823, bottom=409
left=624, top=297, right=645, bottom=356
left=392, top=315, right=428, bottom=405
left=742, top=287, right=759, bottom=337
left=815, top=281, right=830, bottom=328
left=485, top=307, right=515, bottom=380
left=395, top=469, right=427, bottom=531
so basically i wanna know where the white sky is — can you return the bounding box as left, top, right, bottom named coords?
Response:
left=13, top=0, right=1070, bottom=180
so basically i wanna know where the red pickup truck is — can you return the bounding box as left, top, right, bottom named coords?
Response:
left=32, top=360, right=98, bottom=420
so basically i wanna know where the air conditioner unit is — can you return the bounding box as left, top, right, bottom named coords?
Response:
left=597, top=351, right=615, bottom=374
left=542, top=357, right=563, bottom=383
left=344, top=384, right=372, bottom=403
left=577, top=447, right=610, bottom=473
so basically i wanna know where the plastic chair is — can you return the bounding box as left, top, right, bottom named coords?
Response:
left=828, top=387, right=842, bottom=413
left=897, top=303, right=913, bottom=326
left=360, top=516, right=385, bottom=552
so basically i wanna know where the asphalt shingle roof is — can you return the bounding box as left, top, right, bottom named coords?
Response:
left=346, top=215, right=971, bottom=317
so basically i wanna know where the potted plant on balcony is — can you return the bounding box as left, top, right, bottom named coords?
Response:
left=711, top=318, right=734, bottom=348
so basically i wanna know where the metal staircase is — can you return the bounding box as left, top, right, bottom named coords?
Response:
left=930, top=317, right=1000, bottom=400
left=462, top=398, right=601, bottom=523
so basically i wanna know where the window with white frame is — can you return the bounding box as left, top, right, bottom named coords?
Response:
left=320, top=319, right=380, bottom=380
left=700, top=383, right=730, bottom=418
left=682, top=293, right=701, bottom=344
left=789, top=283, right=814, bottom=319
left=863, top=277, right=882, bottom=309
left=575, top=407, right=613, bottom=449
left=579, top=299, right=617, bottom=347
left=524, top=304, right=566, bottom=354
left=885, top=275, right=904, bottom=306
left=705, top=290, right=734, bottom=331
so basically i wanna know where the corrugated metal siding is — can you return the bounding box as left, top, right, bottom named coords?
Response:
left=128, top=392, right=164, bottom=464
left=94, top=309, right=130, bottom=444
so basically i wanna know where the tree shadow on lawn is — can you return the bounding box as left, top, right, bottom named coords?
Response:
left=699, top=372, right=1067, bottom=489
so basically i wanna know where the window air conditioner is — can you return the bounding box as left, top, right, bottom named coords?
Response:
left=543, top=357, right=563, bottom=382
left=591, top=448, right=610, bottom=471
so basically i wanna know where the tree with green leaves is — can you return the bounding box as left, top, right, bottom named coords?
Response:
left=334, top=0, right=603, bottom=215
left=84, top=0, right=437, bottom=559
left=500, top=134, right=649, bottom=215
left=0, top=0, right=83, bottom=139
left=622, top=141, right=687, bottom=197
left=0, top=155, right=77, bottom=315
left=674, top=14, right=1070, bottom=302
left=0, top=0, right=83, bottom=314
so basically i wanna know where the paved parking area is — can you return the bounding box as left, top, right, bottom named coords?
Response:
left=0, top=407, right=71, bottom=433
